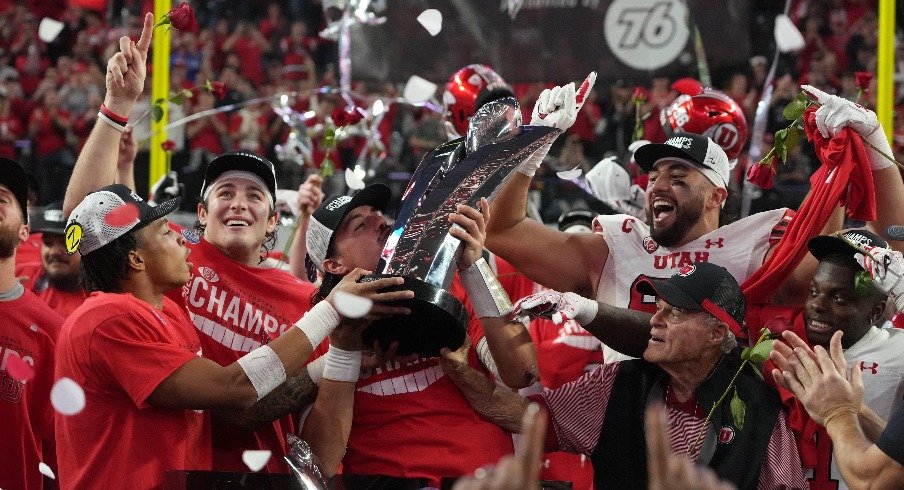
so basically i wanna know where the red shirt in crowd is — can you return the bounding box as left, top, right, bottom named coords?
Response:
left=16, top=234, right=43, bottom=267
left=0, top=112, right=24, bottom=159
left=15, top=261, right=88, bottom=318
left=28, top=107, right=71, bottom=157
left=55, top=293, right=210, bottom=489
left=0, top=289, right=62, bottom=490
left=188, top=112, right=228, bottom=154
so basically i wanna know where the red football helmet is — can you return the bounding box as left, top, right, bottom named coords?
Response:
left=661, top=88, right=748, bottom=161
left=443, top=64, right=513, bottom=137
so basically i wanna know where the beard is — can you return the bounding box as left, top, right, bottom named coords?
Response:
left=0, top=220, right=20, bottom=259
left=646, top=194, right=705, bottom=247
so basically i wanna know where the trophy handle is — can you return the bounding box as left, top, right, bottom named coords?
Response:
left=285, top=434, right=332, bottom=490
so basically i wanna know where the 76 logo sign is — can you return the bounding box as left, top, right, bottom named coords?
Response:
left=604, top=0, right=689, bottom=71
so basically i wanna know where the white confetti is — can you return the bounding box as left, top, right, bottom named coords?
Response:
left=416, top=9, right=443, bottom=36
left=242, top=450, right=272, bottom=472
left=345, top=168, right=365, bottom=190
left=333, top=290, right=373, bottom=319
left=51, top=377, right=85, bottom=416
left=403, top=76, right=437, bottom=105
left=38, top=462, right=56, bottom=479
left=38, top=18, right=64, bottom=43
left=774, top=14, right=805, bottom=53
left=556, top=167, right=583, bottom=180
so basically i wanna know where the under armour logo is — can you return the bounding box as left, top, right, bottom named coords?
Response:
left=677, top=264, right=695, bottom=276
left=705, top=238, right=724, bottom=249
left=859, top=361, right=879, bottom=374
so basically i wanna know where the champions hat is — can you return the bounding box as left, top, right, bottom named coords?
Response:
left=808, top=228, right=888, bottom=265
left=633, top=132, right=730, bottom=189
left=65, top=184, right=180, bottom=255
left=0, top=157, right=29, bottom=224
left=636, top=261, right=746, bottom=338
left=200, top=151, right=277, bottom=204
left=305, top=184, right=392, bottom=281
left=30, top=201, right=66, bottom=235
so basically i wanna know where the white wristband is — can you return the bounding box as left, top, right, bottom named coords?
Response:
left=306, top=355, right=325, bottom=385
left=459, top=257, right=514, bottom=318
left=294, top=301, right=340, bottom=349
left=238, top=345, right=287, bottom=400
left=322, top=345, right=362, bottom=383
left=865, top=129, right=894, bottom=170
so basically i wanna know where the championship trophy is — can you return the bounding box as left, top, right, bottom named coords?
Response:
left=360, top=97, right=561, bottom=356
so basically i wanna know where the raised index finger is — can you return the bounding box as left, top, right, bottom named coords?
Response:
left=136, top=12, right=154, bottom=58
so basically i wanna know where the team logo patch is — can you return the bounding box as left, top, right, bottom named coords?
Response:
left=643, top=236, right=658, bottom=253
left=64, top=222, right=82, bottom=255
left=718, top=426, right=735, bottom=444
left=326, top=195, right=352, bottom=211
left=677, top=264, right=695, bottom=276
left=198, top=266, right=219, bottom=283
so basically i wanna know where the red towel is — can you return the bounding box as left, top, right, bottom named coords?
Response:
left=740, top=106, right=877, bottom=468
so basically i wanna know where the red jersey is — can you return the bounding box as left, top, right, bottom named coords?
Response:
left=0, top=290, right=62, bottom=490
left=16, top=233, right=43, bottom=267
left=342, top=277, right=514, bottom=485
left=169, top=236, right=319, bottom=473
left=55, top=293, right=210, bottom=489
left=187, top=113, right=228, bottom=154
left=16, top=261, right=88, bottom=318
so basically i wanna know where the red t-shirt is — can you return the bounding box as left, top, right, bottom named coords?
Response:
left=0, top=113, right=24, bottom=159
left=342, top=277, right=514, bottom=484
left=55, top=293, right=210, bottom=489
left=187, top=113, right=228, bottom=154
left=168, top=236, right=320, bottom=473
left=16, top=233, right=43, bottom=267
left=231, top=37, right=266, bottom=86
left=0, top=290, right=62, bottom=490
left=15, top=261, right=89, bottom=318
left=28, top=108, right=71, bottom=157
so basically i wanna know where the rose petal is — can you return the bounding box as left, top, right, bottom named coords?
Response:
left=51, top=377, right=86, bottom=416
left=333, top=290, right=373, bottom=319
left=242, top=450, right=272, bottom=472
left=774, top=14, right=805, bottom=53
left=104, top=203, right=140, bottom=227
left=416, top=9, right=443, bottom=36
left=38, top=18, right=65, bottom=43
left=403, top=76, right=437, bottom=105
left=345, top=168, right=365, bottom=190
left=38, top=462, right=56, bottom=480
left=556, top=167, right=583, bottom=180
left=6, top=354, right=35, bottom=382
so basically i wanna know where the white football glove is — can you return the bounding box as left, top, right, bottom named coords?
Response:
left=802, top=84, right=893, bottom=170
left=512, top=290, right=598, bottom=326
left=855, top=247, right=904, bottom=311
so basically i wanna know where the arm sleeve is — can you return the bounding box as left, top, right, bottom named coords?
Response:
left=88, top=314, right=199, bottom=409
left=876, top=404, right=904, bottom=466
left=757, top=410, right=808, bottom=490
left=538, top=362, right=621, bottom=455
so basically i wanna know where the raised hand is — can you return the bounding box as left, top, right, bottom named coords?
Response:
left=105, top=12, right=154, bottom=115
left=449, top=198, right=490, bottom=271
left=530, top=72, right=597, bottom=131
left=297, top=174, right=324, bottom=217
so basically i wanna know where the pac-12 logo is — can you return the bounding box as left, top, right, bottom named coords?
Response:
left=643, top=236, right=658, bottom=253
left=604, top=0, right=689, bottom=71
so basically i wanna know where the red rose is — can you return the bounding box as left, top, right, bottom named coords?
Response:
left=331, top=106, right=364, bottom=128
left=854, top=71, right=873, bottom=91
left=632, top=86, right=649, bottom=104
left=167, top=3, right=196, bottom=31
left=161, top=140, right=177, bottom=152
left=205, top=80, right=226, bottom=100
left=745, top=159, right=775, bottom=189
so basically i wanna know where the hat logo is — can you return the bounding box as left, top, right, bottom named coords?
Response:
left=677, top=264, right=695, bottom=277
left=130, top=191, right=143, bottom=202
left=326, top=195, right=352, bottom=211
left=643, top=236, right=659, bottom=253
left=718, top=426, right=735, bottom=444
left=841, top=232, right=871, bottom=247
left=665, top=136, right=693, bottom=149
left=64, top=222, right=82, bottom=254
left=43, top=209, right=64, bottom=223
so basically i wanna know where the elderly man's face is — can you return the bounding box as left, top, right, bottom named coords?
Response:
left=644, top=299, right=723, bottom=365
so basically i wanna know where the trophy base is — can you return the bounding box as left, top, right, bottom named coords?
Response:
left=358, top=274, right=468, bottom=357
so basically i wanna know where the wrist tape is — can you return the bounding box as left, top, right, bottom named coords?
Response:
left=322, top=345, right=362, bottom=383
left=460, top=257, right=514, bottom=318
left=294, top=301, right=340, bottom=349
left=238, top=345, right=286, bottom=400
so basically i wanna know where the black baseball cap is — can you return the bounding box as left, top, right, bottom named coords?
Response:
left=66, top=184, right=180, bottom=255
left=305, top=184, right=392, bottom=280
left=808, top=228, right=888, bottom=263
left=200, top=151, right=277, bottom=203
left=30, top=201, right=66, bottom=235
left=0, top=157, right=29, bottom=224
left=633, top=132, right=730, bottom=189
left=636, top=261, right=746, bottom=337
